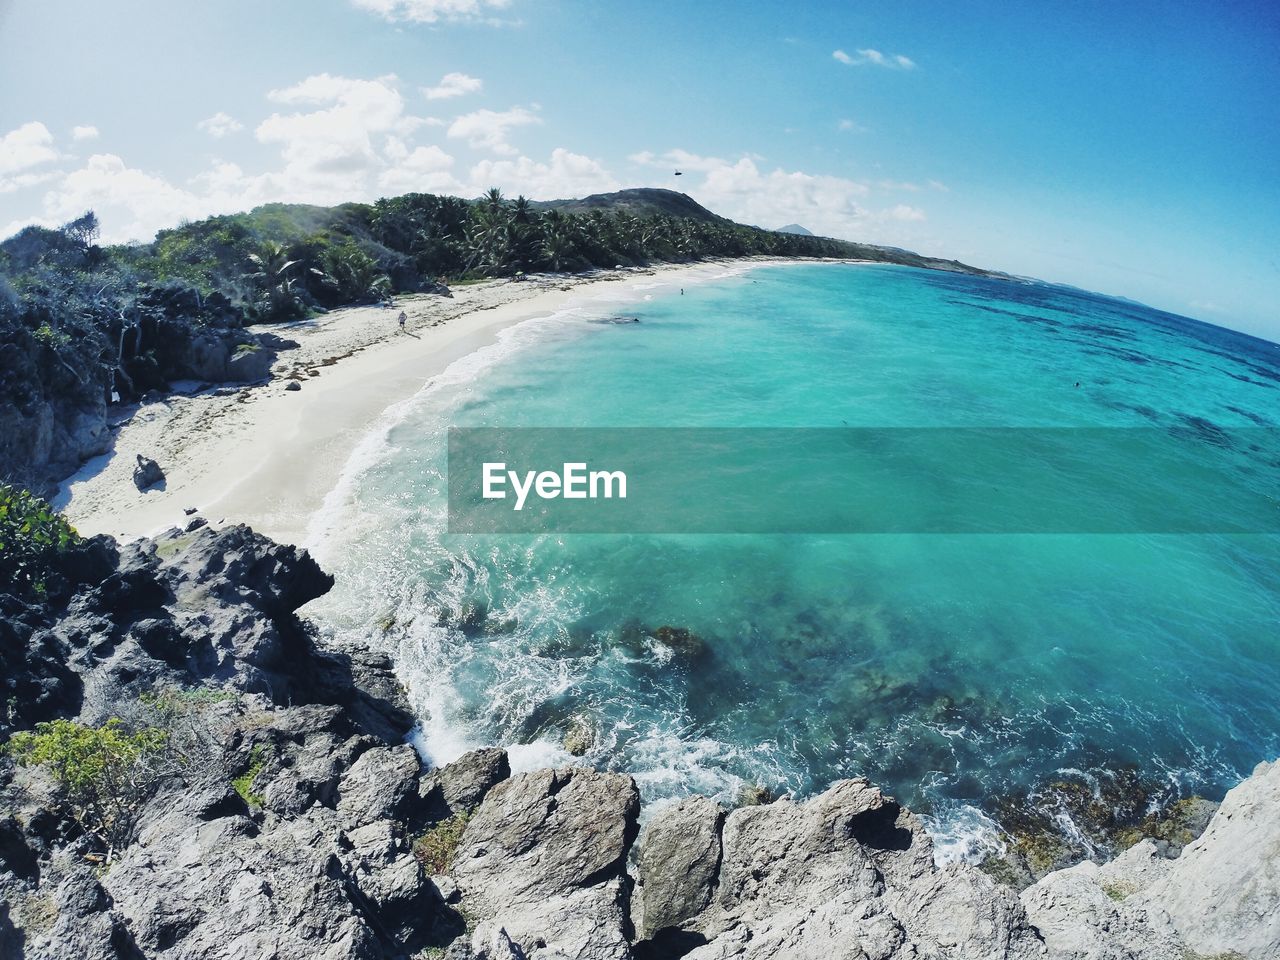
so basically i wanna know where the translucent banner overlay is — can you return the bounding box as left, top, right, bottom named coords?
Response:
left=447, top=427, right=1280, bottom=534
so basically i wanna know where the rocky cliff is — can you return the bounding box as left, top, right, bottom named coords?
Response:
left=0, top=324, right=280, bottom=499
left=0, top=526, right=1275, bottom=960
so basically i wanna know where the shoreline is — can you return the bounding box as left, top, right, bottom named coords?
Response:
left=57, top=256, right=831, bottom=545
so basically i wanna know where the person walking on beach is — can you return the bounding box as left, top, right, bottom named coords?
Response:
left=398, top=311, right=407, bottom=333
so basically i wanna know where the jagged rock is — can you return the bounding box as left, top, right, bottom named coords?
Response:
left=164, top=523, right=333, bottom=617
left=104, top=808, right=386, bottom=958
left=132, top=454, right=164, bottom=491
left=474, top=929, right=529, bottom=960
left=18, top=868, right=142, bottom=960
left=635, top=796, right=724, bottom=940
left=1021, top=858, right=1182, bottom=960
left=451, top=767, right=640, bottom=960
left=337, top=743, right=422, bottom=824
left=1135, top=758, right=1280, bottom=959
left=342, top=819, right=453, bottom=951
left=653, top=778, right=1045, bottom=960
left=0, top=595, right=84, bottom=735
left=286, top=380, right=302, bottom=391
left=1022, top=762, right=1280, bottom=960
left=0, top=524, right=432, bottom=957
left=420, top=746, right=511, bottom=821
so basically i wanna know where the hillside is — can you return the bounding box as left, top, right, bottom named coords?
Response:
left=777, top=223, right=814, bottom=236
left=531, top=187, right=730, bottom=222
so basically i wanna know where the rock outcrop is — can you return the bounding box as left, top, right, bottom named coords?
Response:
left=1, top=524, right=1277, bottom=960
left=451, top=767, right=640, bottom=960
left=1023, top=759, right=1280, bottom=960
left=632, top=778, right=1044, bottom=960
left=0, top=523, right=440, bottom=960
left=131, top=454, right=164, bottom=491
left=0, top=322, right=279, bottom=499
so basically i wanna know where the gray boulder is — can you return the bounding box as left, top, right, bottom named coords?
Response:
left=635, top=796, right=724, bottom=940
left=451, top=767, right=640, bottom=960
left=420, top=746, right=511, bottom=821
left=225, top=343, right=274, bottom=382
left=16, top=867, right=140, bottom=960
left=337, top=743, right=422, bottom=823
left=132, top=453, right=164, bottom=491
left=1020, top=856, right=1183, bottom=960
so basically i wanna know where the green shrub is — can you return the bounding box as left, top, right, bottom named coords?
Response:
left=232, top=745, right=268, bottom=807
left=32, top=323, right=70, bottom=347
left=0, top=485, right=80, bottom=597
left=5, top=718, right=167, bottom=858
left=413, top=813, right=470, bottom=874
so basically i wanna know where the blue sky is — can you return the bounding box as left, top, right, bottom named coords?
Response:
left=1, top=0, right=1277, bottom=338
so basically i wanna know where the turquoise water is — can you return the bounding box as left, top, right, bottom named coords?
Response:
left=307, top=263, right=1280, bottom=857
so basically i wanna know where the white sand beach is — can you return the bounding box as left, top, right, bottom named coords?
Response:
left=57, top=258, right=812, bottom=547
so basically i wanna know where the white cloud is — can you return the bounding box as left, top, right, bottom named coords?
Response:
left=379, top=142, right=457, bottom=193
left=71, top=125, right=100, bottom=141
left=448, top=106, right=540, bottom=155
left=423, top=72, right=483, bottom=100
left=351, top=0, right=512, bottom=24
left=888, top=204, right=926, bottom=221
left=0, top=171, right=60, bottom=196
left=2, top=70, right=629, bottom=243
left=878, top=179, right=921, bottom=191
left=256, top=73, right=426, bottom=199
left=41, top=153, right=210, bottom=242
left=632, top=149, right=930, bottom=244
left=628, top=148, right=735, bottom=174
left=833, top=48, right=916, bottom=70
left=927, top=179, right=949, bottom=192
left=837, top=118, right=866, bottom=133
left=0, top=122, right=59, bottom=176
left=469, top=147, right=618, bottom=198
left=197, top=112, right=245, bottom=138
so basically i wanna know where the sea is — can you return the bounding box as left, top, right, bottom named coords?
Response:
left=303, top=262, right=1280, bottom=863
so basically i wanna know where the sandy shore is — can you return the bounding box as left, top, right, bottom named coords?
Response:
left=57, top=258, right=814, bottom=546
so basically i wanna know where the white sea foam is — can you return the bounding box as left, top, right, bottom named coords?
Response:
left=304, top=304, right=594, bottom=558
left=922, top=803, right=1009, bottom=867
left=509, top=740, right=576, bottom=773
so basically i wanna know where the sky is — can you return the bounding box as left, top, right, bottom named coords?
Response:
left=1, top=0, right=1277, bottom=339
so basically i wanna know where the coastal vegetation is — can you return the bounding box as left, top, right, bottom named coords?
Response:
left=231, top=745, right=268, bottom=808
left=412, top=812, right=471, bottom=874
left=4, top=718, right=168, bottom=861
left=0, top=483, right=80, bottom=598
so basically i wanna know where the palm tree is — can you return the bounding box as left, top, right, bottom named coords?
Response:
left=246, top=242, right=301, bottom=318
left=311, top=247, right=392, bottom=303
left=539, top=227, right=577, bottom=272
